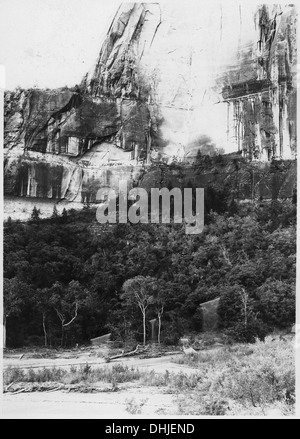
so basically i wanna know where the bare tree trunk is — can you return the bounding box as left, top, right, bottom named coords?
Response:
left=252, top=169, right=255, bottom=204
left=158, top=315, right=161, bottom=344
left=142, top=310, right=146, bottom=346
left=3, top=314, right=6, bottom=349
left=243, top=294, right=247, bottom=328
left=42, top=312, right=47, bottom=347
left=157, top=306, right=164, bottom=344
left=61, top=325, right=64, bottom=348
left=55, top=303, right=78, bottom=348
left=240, top=289, right=248, bottom=328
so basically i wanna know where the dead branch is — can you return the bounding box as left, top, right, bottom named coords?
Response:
left=55, top=302, right=78, bottom=327
left=107, top=344, right=148, bottom=361
left=46, top=385, right=63, bottom=393
left=54, top=308, right=65, bottom=324
left=5, top=382, right=15, bottom=392
left=221, top=245, right=232, bottom=266
left=63, top=302, right=79, bottom=327
left=11, top=388, right=27, bottom=395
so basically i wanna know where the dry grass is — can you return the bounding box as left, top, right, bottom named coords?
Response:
left=4, top=363, right=141, bottom=387
left=3, top=336, right=295, bottom=416
left=174, top=335, right=295, bottom=416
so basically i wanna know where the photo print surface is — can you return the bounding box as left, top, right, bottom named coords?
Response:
left=1, top=1, right=298, bottom=419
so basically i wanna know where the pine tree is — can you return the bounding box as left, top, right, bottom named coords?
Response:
left=31, top=206, right=41, bottom=221
left=51, top=205, right=59, bottom=218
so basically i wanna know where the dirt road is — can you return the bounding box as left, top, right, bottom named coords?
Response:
left=3, top=351, right=192, bottom=373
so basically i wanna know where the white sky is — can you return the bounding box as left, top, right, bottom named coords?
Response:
left=0, top=0, right=286, bottom=92
left=0, top=0, right=120, bottom=90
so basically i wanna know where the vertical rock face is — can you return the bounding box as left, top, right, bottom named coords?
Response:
left=3, top=3, right=297, bottom=206
left=86, top=2, right=230, bottom=161
left=220, top=5, right=297, bottom=161
left=86, top=3, right=297, bottom=161
left=86, top=3, right=161, bottom=159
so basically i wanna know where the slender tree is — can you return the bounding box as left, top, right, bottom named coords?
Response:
left=156, top=302, right=164, bottom=344
left=121, top=276, right=155, bottom=346
left=152, top=281, right=169, bottom=344
left=55, top=302, right=79, bottom=347
left=35, top=287, right=54, bottom=347
left=31, top=206, right=41, bottom=221
left=50, top=281, right=82, bottom=347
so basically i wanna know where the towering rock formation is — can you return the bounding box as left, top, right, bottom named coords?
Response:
left=3, top=3, right=297, bottom=209
left=220, top=5, right=297, bottom=161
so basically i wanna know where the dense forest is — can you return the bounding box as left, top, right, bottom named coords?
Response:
left=4, top=187, right=296, bottom=348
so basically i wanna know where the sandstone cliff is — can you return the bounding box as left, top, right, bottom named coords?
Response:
left=3, top=3, right=297, bottom=208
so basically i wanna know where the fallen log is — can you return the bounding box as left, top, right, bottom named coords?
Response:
left=46, top=386, right=63, bottom=393
left=4, top=382, right=15, bottom=392
left=10, top=388, right=26, bottom=395
left=106, top=344, right=148, bottom=362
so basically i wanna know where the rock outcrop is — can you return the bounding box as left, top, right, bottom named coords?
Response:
left=3, top=3, right=297, bottom=207
left=219, top=5, right=297, bottom=161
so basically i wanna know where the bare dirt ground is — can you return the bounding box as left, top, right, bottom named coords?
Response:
left=2, top=387, right=178, bottom=419
left=2, top=346, right=195, bottom=418
left=3, top=346, right=189, bottom=372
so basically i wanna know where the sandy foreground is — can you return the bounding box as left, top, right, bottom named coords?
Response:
left=1, top=347, right=194, bottom=418
left=2, top=388, right=177, bottom=419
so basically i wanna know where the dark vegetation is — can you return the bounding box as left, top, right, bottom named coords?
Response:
left=3, top=187, right=296, bottom=348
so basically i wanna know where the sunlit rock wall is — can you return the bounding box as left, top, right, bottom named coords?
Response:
left=87, top=2, right=297, bottom=160
left=220, top=5, right=297, bottom=161
left=3, top=2, right=297, bottom=208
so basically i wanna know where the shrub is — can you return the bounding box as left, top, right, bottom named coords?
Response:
left=226, top=339, right=295, bottom=409
left=4, top=366, right=66, bottom=384
left=225, top=319, right=269, bottom=344
left=4, top=366, right=25, bottom=385
left=218, top=285, right=248, bottom=328
left=91, top=364, right=141, bottom=384
left=125, top=397, right=148, bottom=415
left=172, top=336, right=295, bottom=416
left=256, top=280, right=295, bottom=329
